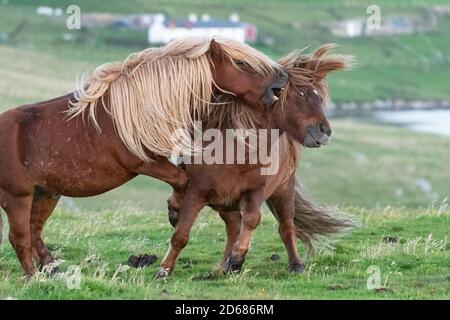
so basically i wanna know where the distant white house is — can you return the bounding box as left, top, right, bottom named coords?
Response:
left=330, top=19, right=364, bottom=37
left=36, top=6, right=63, bottom=16
left=329, top=15, right=435, bottom=38
left=148, top=14, right=257, bottom=44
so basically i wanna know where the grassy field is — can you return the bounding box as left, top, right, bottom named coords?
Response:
left=0, top=1, right=449, bottom=300
left=0, top=205, right=448, bottom=299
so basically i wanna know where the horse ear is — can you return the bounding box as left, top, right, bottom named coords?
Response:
left=307, top=45, right=351, bottom=82
left=209, top=39, right=223, bottom=59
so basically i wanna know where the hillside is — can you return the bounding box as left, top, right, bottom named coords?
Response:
left=1, top=0, right=449, bottom=105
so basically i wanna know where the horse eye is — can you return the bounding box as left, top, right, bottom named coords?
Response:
left=236, top=60, right=245, bottom=66
left=298, top=90, right=305, bottom=97
left=313, top=89, right=319, bottom=96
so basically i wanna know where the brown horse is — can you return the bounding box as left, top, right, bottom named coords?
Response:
left=0, top=37, right=287, bottom=276
left=163, top=45, right=354, bottom=278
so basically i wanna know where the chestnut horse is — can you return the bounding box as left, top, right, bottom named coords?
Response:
left=163, top=45, right=354, bottom=278
left=0, top=37, right=287, bottom=276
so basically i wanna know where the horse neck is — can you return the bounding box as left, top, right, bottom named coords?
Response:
left=245, top=106, right=277, bottom=131
left=259, top=104, right=284, bottom=132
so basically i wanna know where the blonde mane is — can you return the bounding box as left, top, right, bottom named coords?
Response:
left=208, top=44, right=352, bottom=129
left=67, top=36, right=279, bottom=160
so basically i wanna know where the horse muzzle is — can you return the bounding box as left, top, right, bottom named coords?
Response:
left=302, top=124, right=332, bottom=148
left=261, top=70, right=288, bottom=107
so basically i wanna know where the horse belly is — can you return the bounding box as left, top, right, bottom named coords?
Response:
left=39, top=167, right=135, bottom=197
left=22, top=128, right=135, bottom=197
left=27, top=153, right=135, bottom=197
left=187, top=164, right=264, bottom=208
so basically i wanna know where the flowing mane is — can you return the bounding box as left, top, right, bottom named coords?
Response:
left=207, top=44, right=352, bottom=130
left=278, top=43, right=352, bottom=107
left=67, top=36, right=279, bottom=160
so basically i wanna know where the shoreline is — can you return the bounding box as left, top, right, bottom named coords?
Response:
left=332, top=99, right=450, bottom=112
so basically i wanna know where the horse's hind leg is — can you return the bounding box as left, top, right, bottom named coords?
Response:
left=266, top=177, right=304, bottom=272
left=2, top=193, right=35, bottom=276
left=218, top=210, right=241, bottom=268
left=30, top=189, right=60, bottom=270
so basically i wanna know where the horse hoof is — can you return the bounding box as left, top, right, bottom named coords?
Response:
left=153, top=267, right=171, bottom=280
left=224, top=256, right=243, bottom=274
left=289, top=263, right=305, bottom=273
left=127, top=254, right=157, bottom=268
left=38, top=264, right=61, bottom=277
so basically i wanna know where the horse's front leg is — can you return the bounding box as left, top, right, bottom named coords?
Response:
left=135, top=157, right=187, bottom=192
left=155, top=191, right=205, bottom=279
left=224, top=191, right=264, bottom=273
left=218, top=210, right=241, bottom=269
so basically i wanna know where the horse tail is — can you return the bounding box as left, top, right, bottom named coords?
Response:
left=268, top=178, right=355, bottom=254
left=292, top=179, right=355, bottom=254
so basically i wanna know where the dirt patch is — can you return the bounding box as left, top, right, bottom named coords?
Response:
left=191, top=273, right=219, bottom=281
left=326, top=284, right=348, bottom=291
left=374, top=287, right=393, bottom=293
left=382, top=236, right=399, bottom=243
left=269, top=254, right=281, bottom=261
left=127, top=254, right=157, bottom=268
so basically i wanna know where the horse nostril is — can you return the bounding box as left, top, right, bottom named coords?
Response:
left=319, top=123, right=332, bottom=136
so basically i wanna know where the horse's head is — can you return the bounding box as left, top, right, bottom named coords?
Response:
left=273, top=44, right=351, bottom=148
left=208, top=39, right=288, bottom=109
left=279, top=85, right=331, bottom=148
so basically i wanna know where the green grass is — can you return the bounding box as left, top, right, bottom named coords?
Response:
left=0, top=205, right=448, bottom=299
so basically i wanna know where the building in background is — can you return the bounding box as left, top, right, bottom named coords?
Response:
left=329, top=13, right=436, bottom=38
left=148, top=14, right=257, bottom=44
